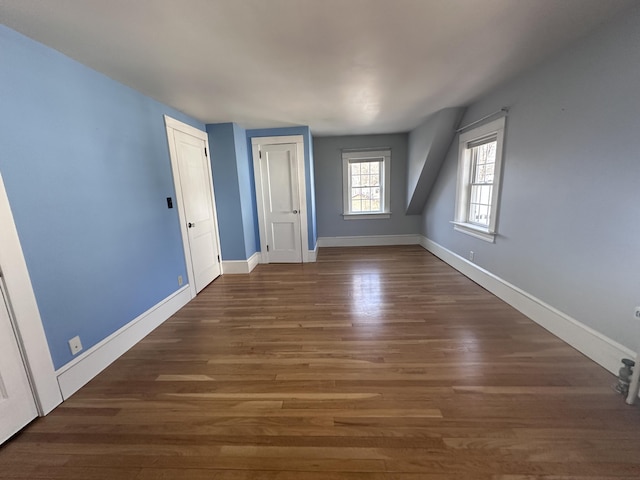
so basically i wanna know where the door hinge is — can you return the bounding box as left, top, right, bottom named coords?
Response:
left=204, top=147, right=208, bottom=157
left=217, top=255, right=220, bottom=263
left=259, top=150, right=262, bottom=159
left=266, top=245, right=269, bottom=252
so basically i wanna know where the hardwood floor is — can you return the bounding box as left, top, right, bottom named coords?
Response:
left=2, top=245, right=639, bottom=479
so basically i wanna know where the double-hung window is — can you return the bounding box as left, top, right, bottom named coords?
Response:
left=342, top=149, right=391, bottom=219
left=453, top=117, right=505, bottom=242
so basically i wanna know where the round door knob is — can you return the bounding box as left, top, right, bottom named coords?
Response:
left=293, top=210, right=298, bottom=214
left=188, top=222, right=195, bottom=228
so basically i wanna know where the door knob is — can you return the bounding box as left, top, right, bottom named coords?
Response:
left=293, top=210, right=298, bottom=214
left=188, top=222, right=195, bottom=228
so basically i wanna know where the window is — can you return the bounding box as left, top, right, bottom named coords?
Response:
left=342, top=149, right=391, bottom=219
left=453, top=117, right=505, bottom=242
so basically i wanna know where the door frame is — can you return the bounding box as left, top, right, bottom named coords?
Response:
left=251, top=135, right=309, bottom=264
left=164, top=116, right=223, bottom=299
left=0, top=172, right=62, bottom=415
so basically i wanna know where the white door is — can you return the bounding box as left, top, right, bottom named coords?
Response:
left=167, top=121, right=222, bottom=295
left=0, top=278, right=38, bottom=444
left=256, top=142, right=303, bottom=263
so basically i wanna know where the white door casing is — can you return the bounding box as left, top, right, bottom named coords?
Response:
left=0, top=172, right=62, bottom=421
left=165, top=116, right=222, bottom=296
left=251, top=136, right=309, bottom=264
left=0, top=279, right=38, bottom=443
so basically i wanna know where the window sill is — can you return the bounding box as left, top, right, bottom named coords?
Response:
left=451, top=221, right=495, bottom=243
left=343, top=212, right=391, bottom=220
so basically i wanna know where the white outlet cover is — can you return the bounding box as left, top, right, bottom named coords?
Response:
left=68, top=335, right=83, bottom=355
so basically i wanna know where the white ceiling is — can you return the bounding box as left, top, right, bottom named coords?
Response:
left=0, top=0, right=635, bottom=135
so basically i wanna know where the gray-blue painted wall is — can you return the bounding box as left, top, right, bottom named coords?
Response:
left=232, top=124, right=258, bottom=258
left=0, top=25, right=203, bottom=369
left=207, top=122, right=257, bottom=260
left=207, top=123, right=249, bottom=260
left=313, top=134, right=422, bottom=238
left=422, top=6, right=640, bottom=349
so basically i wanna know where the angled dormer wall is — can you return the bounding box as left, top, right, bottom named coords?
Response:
left=406, top=108, right=465, bottom=214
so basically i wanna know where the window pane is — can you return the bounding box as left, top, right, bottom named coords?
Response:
left=484, top=163, right=494, bottom=183
left=468, top=201, right=490, bottom=226
left=351, top=187, right=362, bottom=213
left=351, top=163, right=360, bottom=175
left=361, top=162, right=370, bottom=174
left=468, top=203, right=480, bottom=224
left=370, top=173, right=380, bottom=186
left=470, top=185, right=479, bottom=204
left=478, top=205, right=490, bottom=225
left=470, top=185, right=490, bottom=205
left=471, top=141, right=497, bottom=184
left=370, top=162, right=379, bottom=174
left=479, top=185, right=492, bottom=205
left=352, top=174, right=360, bottom=187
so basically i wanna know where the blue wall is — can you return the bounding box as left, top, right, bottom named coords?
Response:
left=246, top=127, right=317, bottom=251
left=207, top=122, right=257, bottom=260
left=207, top=123, right=246, bottom=260
left=0, top=25, right=203, bottom=369
left=232, top=124, right=258, bottom=258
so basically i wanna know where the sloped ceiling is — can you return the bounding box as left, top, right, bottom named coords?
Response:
left=0, top=0, right=635, bottom=135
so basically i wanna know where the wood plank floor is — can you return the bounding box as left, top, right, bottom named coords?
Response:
left=2, top=245, right=640, bottom=479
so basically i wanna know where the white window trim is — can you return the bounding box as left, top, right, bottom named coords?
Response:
left=452, top=117, right=505, bottom=243
left=342, top=149, right=391, bottom=219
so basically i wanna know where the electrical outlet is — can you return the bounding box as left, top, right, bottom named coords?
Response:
left=469, top=251, right=474, bottom=261
left=68, top=336, right=83, bottom=355
left=178, top=275, right=183, bottom=286
left=634, top=306, right=640, bottom=320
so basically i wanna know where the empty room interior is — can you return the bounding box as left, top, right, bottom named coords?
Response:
left=1, top=0, right=640, bottom=478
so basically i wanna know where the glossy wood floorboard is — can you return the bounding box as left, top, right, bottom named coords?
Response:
left=2, top=246, right=639, bottom=479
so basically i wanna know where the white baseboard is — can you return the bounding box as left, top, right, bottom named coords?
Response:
left=308, top=242, right=318, bottom=262
left=419, top=236, right=633, bottom=375
left=55, top=286, right=191, bottom=399
left=222, top=252, right=261, bottom=274
left=317, top=234, right=422, bottom=248
left=247, top=251, right=260, bottom=272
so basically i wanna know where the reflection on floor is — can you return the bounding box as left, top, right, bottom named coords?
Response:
left=2, top=245, right=639, bottom=479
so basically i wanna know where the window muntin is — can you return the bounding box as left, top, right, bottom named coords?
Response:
left=342, top=149, right=391, bottom=218
left=453, top=116, right=505, bottom=242
left=349, top=159, right=382, bottom=213
left=467, top=137, right=497, bottom=227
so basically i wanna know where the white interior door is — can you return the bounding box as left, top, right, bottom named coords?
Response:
left=167, top=120, right=222, bottom=295
left=0, top=278, right=38, bottom=444
left=256, top=143, right=303, bottom=263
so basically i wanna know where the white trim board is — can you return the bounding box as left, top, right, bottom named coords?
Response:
left=164, top=115, right=223, bottom=298
left=419, top=236, right=632, bottom=375
left=0, top=173, right=62, bottom=414
left=317, top=234, right=422, bottom=248
left=251, top=135, right=310, bottom=264
left=222, top=252, right=261, bottom=274
left=56, top=286, right=191, bottom=400
left=308, top=241, right=318, bottom=262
